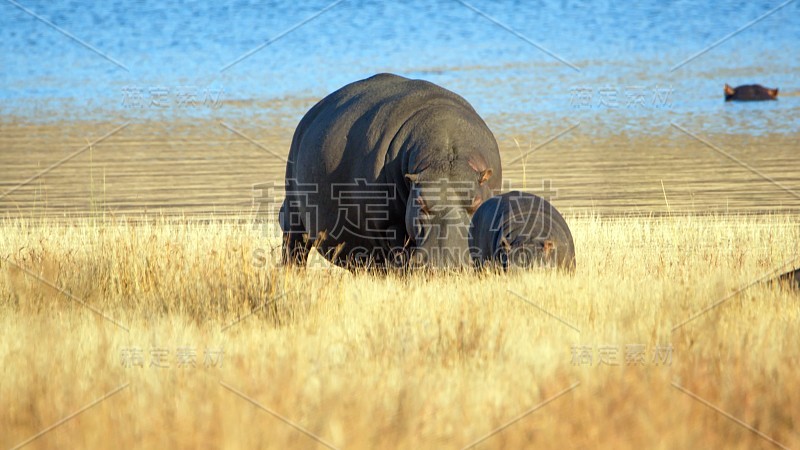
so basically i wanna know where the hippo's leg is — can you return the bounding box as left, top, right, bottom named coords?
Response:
left=381, top=224, right=411, bottom=268
left=279, top=198, right=311, bottom=266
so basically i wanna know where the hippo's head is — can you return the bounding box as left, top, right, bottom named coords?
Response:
left=470, top=191, right=576, bottom=272
left=497, top=207, right=575, bottom=271
left=404, top=163, right=495, bottom=269
left=724, top=83, right=779, bottom=101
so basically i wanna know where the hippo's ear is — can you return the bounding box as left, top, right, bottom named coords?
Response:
left=768, top=88, right=779, bottom=98
left=405, top=173, right=419, bottom=184
left=478, top=169, right=493, bottom=185
left=724, top=84, right=735, bottom=96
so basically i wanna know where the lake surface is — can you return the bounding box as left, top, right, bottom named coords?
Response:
left=1, top=0, right=798, bottom=133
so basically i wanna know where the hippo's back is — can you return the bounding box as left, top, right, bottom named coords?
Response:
left=287, top=73, right=480, bottom=183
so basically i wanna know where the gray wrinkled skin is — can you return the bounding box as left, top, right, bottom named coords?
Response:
left=469, top=191, right=576, bottom=271
left=281, top=73, right=502, bottom=269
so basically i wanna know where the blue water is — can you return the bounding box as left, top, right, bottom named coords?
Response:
left=1, top=0, right=798, bottom=134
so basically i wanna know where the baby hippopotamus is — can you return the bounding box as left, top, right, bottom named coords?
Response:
left=724, top=84, right=778, bottom=101
left=469, top=191, right=576, bottom=271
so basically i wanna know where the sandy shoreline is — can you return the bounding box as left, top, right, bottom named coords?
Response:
left=1, top=116, right=799, bottom=218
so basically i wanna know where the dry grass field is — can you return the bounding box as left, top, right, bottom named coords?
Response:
left=2, top=1, right=798, bottom=448
left=1, top=213, right=798, bottom=449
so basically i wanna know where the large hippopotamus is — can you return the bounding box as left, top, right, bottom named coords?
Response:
left=280, top=73, right=502, bottom=269
left=469, top=191, right=575, bottom=271
left=724, top=84, right=778, bottom=101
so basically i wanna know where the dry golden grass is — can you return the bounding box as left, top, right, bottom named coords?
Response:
left=1, top=214, right=798, bottom=449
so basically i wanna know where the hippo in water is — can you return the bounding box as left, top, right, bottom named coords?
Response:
left=724, top=84, right=778, bottom=101
left=469, top=191, right=575, bottom=271
left=280, top=73, right=502, bottom=269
